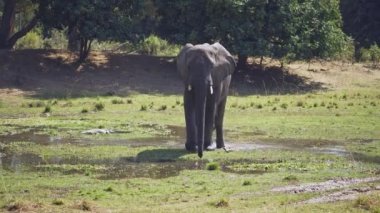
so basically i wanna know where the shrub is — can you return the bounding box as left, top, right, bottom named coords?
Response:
left=215, top=198, right=229, bottom=208
left=242, top=180, right=252, bottom=186
left=127, top=99, right=133, bottom=104
left=81, top=108, right=89, bottom=113
left=43, top=105, right=51, bottom=113
left=52, top=199, right=64, bottom=206
left=280, top=103, right=288, bottom=109
left=138, top=35, right=180, bottom=56
left=206, top=162, right=220, bottom=171
left=15, top=30, right=43, bottom=49
left=159, top=105, right=167, bottom=111
left=359, top=44, right=380, bottom=67
left=111, top=99, right=124, bottom=104
left=43, top=29, right=68, bottom=49
left=94, top=102, right=105, bottom=111
left=140, top=105, right=147, bottom=111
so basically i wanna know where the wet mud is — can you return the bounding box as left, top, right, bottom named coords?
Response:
left=0, top=151, right=266, bottom=179
left=0, top=125, right=377, bottom=180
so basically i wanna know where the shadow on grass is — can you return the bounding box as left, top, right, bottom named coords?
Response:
left=232, top=64, right=326, bottom=95
left=0, top=50, right=327, bottom=99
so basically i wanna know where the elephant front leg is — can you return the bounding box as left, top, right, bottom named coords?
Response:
left=204, top=91, right=216, bottom=150
left=184, top=90, right=196, bottom=152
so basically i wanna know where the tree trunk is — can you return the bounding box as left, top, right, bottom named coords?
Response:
left=237, top=54, right=248, bottom=70
left=68, top=25, right=80, bottom=51
left=77, top=38, right=92, bottom=63
left=0, top=0, right=39, bottom=49
left=0, top=0, right=16, bottom=49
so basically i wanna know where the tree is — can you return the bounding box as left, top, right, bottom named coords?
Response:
left=340, top=0, right=380, bottom=59
left=288, top=0, right=349, bottom=60
left=154, top=0, right=209, bottom=44
left=0, top=0, right=39, bottom=49
left=39, top=0, right=135, bottom=63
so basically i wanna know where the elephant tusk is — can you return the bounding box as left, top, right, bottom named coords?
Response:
left=210, top=86, right=213, bottom=95
left=188, top=85, right=192, bottom=91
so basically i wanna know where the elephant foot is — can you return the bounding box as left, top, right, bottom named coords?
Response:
left=205, top=144, right=216, bottom=151
left=185, top=143, right=196, bottom=152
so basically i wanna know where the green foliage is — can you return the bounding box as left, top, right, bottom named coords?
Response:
left=287, top=0, right=350, bottom=60
left=359, top=44, right=380, bottom=66
left=39, top=0, right=135, bottom=61
left=206, top=162, right=220, bottom=171
left=43, top=29, right=68, bottom=49
left=137, top=35, right=180, bottom=56
left=43, top=105, right=52, bottom=113
left=94, top=102, right=105, bottom=111
left=15, top=30, right=43, bottom=49
left=341, top=0, right=380, bottom=49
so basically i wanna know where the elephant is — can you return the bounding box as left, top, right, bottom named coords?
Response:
left=177, top=42, right=236, bottom=158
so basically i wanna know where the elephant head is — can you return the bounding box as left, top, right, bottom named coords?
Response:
left=177, top=43, right=235, bottom=158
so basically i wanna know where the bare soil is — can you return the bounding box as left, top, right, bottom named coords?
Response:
left=1, top=50, right=379, bottom=98
left=271, top=176, right=380, bottom=203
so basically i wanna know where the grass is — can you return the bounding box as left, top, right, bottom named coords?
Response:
left=0, top=63, right=379, bottom=212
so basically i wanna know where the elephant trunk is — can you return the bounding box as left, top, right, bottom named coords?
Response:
left=194, top=83, right=207, bottom=158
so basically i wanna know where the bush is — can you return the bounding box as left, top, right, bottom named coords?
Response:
left=43, top=29, right=68, bottom=49
left=15, top=30, right=44, bottom=49
left=43, top=105, right=52, bottom=113
left=111, top=99, right=124, bottom=104
left=138, top=35, right=180, bottom=56
left=206, top=162, right=220, bottom=171
left=359, top=44, right=380, bottom=66
left=94, top=102, right=105, bottom=111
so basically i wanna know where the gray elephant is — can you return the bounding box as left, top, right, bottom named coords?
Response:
left=177, top=42, right=236, bottom=158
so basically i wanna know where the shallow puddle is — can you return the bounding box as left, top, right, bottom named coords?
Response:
left=2, top=125, right=375, bottom=180
left=0, top=151, right=267, bottom=179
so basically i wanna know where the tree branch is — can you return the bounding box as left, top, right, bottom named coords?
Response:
left=7, top=15, right=38, bottom=48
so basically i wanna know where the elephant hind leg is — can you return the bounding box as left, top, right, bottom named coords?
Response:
left=215, top=98, right=227, bottom=149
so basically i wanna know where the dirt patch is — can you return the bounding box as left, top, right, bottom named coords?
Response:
left=271, top=176, right=380, bottom=193
left=1, top=50, right=379, bottom=98
left=301, top=185, right=380, bottom=204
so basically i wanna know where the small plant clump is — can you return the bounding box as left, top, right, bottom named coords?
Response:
left=94, top=102, right=105, bottom=111
left=111, top=99, right=124, bottom=104
left=283, top=175, right=298, bottom=182
left=104, top=186, right=113, bottom=192
left=140, top=105, right=147, bottom=111
left=127, top=99, right=133, bottom=104
left=81, top=108, right=89, bottom=113
left=242, top=180, right=252, bottom=186
left=206, top=162, right=220, bottom=171
left=280, top=103, right=288, bottom=109
left=296, top=101, right=304, bottom=107
left=43, top=105, right=52, bottom=113
left=256, top=104, right=263, bottom=109
left=77, top=200, right=92, bottom=211
left=52, top=199, right=64, bottom=206
left=215, top=198, right=229, bottom=208
left=159, top=105, right=167, bottom=111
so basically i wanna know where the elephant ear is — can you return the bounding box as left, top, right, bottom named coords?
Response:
left=177, top=43, right=194, bottom=83
left=210, top=43, right=236, bottom=85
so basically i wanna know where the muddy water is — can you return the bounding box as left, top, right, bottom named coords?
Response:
left=0, top=151, right=265, bottom=179
left=0, top=125, right=373, bottom=179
